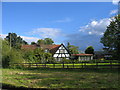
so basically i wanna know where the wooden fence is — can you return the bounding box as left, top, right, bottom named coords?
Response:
left=13, top=61, right=120, bottom=69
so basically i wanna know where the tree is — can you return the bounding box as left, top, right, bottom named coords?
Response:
left=5, top=33, right=28, bottom=49
left=85, top=46, right=94, bottom=54
left=67, top=42, right=79, bottom=54
left=23, top=50, right=35, bottom=63
left=100, top=15, right=120, bottom=59
left=44, top=53, right=52, bottom=67
left=33, top=48, right=45, bottom=63
left=44, top=38, right=54, bottom=45
left=31, top=42, right=36, bottom=45
left=37, top=38, right=54, bottom=45
left=66, top=42, right=70, bottom=50
left=1, top=38, right=24, bottom=68
left=60, top=58, right=69, bottom=68
left=37, top=39, right=44, bottom=45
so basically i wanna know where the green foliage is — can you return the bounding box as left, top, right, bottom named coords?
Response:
left=48, top=57, right=56, bottom=64
left=22, top=48, right=54, bottom=64
left=5, top=33, right=28, bottom=49
left=37, top=38, right=54, bottom=45
left=44, top=52, right=52, bottom=63
left=31, top=42, right=36, bottom=45
left=85, top=46, right=94, bottom=54
left=100, top=15, right=120, bottom=60
left=66, top=42, right=70, bottom=50
left=67, top=42, right=79, bottom=54
left=44, top=38, right=54, bottom=45
left=37, top=39, right=44, bottom=45
left=33, top=48, right=45, bottom=63
left=22, top=50, right=35, bottom=63
left=2, top=39, right=24, bottom=68
left=60, top=58, right=69, bottom=64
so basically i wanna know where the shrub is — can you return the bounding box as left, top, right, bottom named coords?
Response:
left=2, top=39, right=24, bottom=68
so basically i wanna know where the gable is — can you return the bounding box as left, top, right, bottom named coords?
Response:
left=53, top=44, right=71, bottom=58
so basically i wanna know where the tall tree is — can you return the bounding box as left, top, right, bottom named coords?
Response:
left=85, top=46, right=94, bottom=54
left=67, top=42, right=70, bottom=50
left=100, top=15, right=120, bottom=59
left=34, top=48, right=45, bottom=63
left=37, top=38, right=54, bottom=45
left=67, top=42, right=79, bottom=54
left=31, top=42, right=36, bottom=45
left=5, top=33, right=28, bottom=49
left=37, top=39, right=44, bottom=45
left=1, top=39, right=24, bottom=68
left=44, top=38, right=54, bottom=45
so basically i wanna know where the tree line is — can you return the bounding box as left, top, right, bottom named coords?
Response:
left=1, top=33, right=93, bottom=68
left=1, top=15, right=120, bottom=68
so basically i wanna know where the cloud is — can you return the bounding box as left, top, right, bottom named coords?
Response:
left=55, top=18, right=72, bottom=23
left=1, top=28, right=64, bottom=44
left=79, top=18, right=110, bottom=35
left=20, top=36, right=39, bottom=44
left=30, top=28, right=62, bottom=39
left=65, top=18, right=111, bottom=51
left=0, top=34, right=7, bottom=38
left=110, top=9, right=118, bottom=15
left=112, top=0, right=120, bottom=5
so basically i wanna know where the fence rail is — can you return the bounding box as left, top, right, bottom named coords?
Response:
left=12, top=62, right=120, bottom=69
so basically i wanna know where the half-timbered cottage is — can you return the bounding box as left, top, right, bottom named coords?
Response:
left=21, top=44, right=71, bottom=61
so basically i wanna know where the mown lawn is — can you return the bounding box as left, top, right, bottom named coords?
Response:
left=1, top=68, right=120, bottom=89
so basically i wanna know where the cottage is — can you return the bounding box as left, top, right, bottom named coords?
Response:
left=72, top=54, right=93, bottom=61
left=21, top=44, right=71, bottom=61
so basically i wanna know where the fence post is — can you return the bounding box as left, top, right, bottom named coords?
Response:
left=28, top=63, right=31, bottom=68
left=36, top=63, right=37, bottom=68
left=73, top=62, right=74, bottom=68
left=45, top=63, right=46, bottom=68
left=63, top=63, right=64, bottom=68
left=67, top=65, right=69, bottom=68
left=53, top=63, right=55, bottom=68
left=82, top=62, right=83, bottom=68
left=84, top=62, right=86, bottom=68
left=96, top=62, right=98, bottom=69
left=110, top=60, right=112, bottom=69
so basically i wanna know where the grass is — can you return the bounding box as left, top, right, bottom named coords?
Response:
left=1, top=68, right=120, bottom=89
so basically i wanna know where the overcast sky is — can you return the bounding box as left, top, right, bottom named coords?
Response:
left=1, top=1, right=119, bottom=51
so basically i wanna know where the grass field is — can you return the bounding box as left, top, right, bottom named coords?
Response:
left=1, top=68, right=120, bottom=89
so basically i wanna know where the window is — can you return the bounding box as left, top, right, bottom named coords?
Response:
left=59, top=49, right=64, bottom=53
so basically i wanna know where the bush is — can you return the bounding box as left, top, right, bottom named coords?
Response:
left=2, top=39, right=24, bottom=68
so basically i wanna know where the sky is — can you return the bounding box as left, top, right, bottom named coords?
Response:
left=1, top=1, right=119, bottom=51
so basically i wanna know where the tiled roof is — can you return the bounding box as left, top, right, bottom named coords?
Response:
left=21, top=44, right=61, bottom=54
left=21, top=45, right=39, bottom=50
left=72, top=54, right=93, bottom=56
left=40, top=44, right=61, bottom=50
left=40, top=44, right=61, bottom=54
left=49, top=45, right=61, bottom=54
